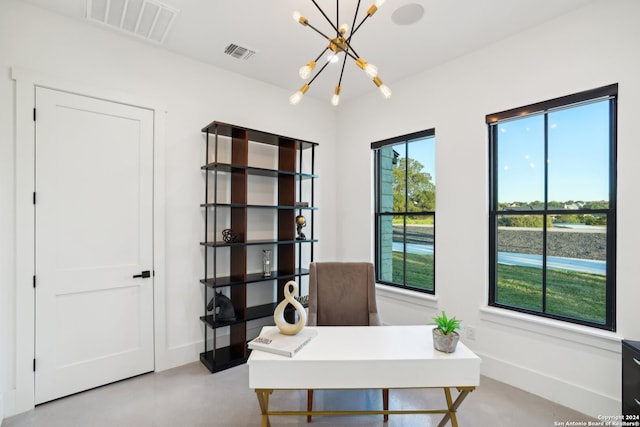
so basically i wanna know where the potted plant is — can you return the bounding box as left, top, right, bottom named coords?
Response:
left=432, top=311, right=461, bottom=353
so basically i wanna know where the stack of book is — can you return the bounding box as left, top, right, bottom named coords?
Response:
left=248, top=327, right=318, bottom=357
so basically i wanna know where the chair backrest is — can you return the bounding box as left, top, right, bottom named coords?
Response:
left=307, top=262, right=381, bottom=327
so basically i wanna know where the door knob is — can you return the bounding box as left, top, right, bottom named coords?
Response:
left=133, top=270, right=151, bottom=278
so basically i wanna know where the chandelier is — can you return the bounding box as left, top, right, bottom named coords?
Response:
left=289, top=0, right=391, bottom=106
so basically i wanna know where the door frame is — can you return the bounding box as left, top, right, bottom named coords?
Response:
left=12, top=66, right=168, bottom=414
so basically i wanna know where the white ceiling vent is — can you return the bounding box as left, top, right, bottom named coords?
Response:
left=86, top=0, right=179, bottom=45
left=224, top=44, right=256, bottom=60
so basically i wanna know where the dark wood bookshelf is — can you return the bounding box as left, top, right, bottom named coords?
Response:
left=199, top=121, right=317, bottom=373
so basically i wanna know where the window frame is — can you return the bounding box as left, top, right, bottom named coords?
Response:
left=372, top=128, right=436, bottom=294
left=487, top=84, right=618, bottom=331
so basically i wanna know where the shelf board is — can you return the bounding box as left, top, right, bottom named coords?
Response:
left=200, top=348, right=247, bottom=373
left=200, top=162, right=318, bottom=179
left=201, top=268, right=310, bottom=288
left=200, top=302, right=278, bottom=328
left=201, top=302, right=307, bottom=330
left=200, top=239, right=318, bottom=248
left=201, top=121, right=318, bottom=151
left=200, top=202, right=318, bottom=210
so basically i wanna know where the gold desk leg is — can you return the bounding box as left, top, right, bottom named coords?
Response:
left=437, top=387, right=474, bottom=427
left=255, top=389, right=273, bottom=427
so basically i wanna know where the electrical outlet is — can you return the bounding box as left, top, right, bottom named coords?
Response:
left=466, top=325, right=476, bottom=341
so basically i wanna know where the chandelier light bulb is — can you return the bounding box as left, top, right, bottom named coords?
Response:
left=339, top=23, right=349, bottom=34
left=364, top=63, right=378, bottom=78
left=289, top=91, right=303, bottom=105
left=327, top=51, right=342, bottom=63
left=355, top=58, right=378, bottom=78
left=289, top=84, right=310, bottom=105
left=331, top=85, right=341, bottom=106
left=298, top=60, right=316, bottom=79
left=367, top=0, right=385, bottom=16
left=373, top=76, right=392, bottom=99
left=292, top=10, right=307, bottom=25
left=379, top=83, right=392, bottom=99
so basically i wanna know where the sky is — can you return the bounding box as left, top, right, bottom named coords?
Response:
left=389, top=99, right=609, bottom=205
left=496, top=99, right=610, bottom=203
left=405, top=135, right=436, bottom=183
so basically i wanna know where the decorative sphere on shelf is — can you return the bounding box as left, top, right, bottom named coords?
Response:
left=295, top=215, right=307, bottom=240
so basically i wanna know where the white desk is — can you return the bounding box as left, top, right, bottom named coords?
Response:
left=248, top=325, right=481, bottom=426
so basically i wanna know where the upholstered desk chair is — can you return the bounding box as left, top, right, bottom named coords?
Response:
left=306, top=262, right=387, bottom=422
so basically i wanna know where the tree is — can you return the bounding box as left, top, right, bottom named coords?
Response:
left=393, top=157, right=435, bottom=212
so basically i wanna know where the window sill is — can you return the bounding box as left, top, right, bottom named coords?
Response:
left=375, top=283, right=438, bottom=309
left=479, top=306, right=622, bottom=353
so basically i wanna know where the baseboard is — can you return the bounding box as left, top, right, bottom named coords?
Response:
left=477, top=351, right=620, bottom=418
left=1, top=389, right=16, bottom=419
left=159, top=334, right=232, bottom=372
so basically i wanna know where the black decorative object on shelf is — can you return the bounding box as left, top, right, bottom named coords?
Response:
left=296, top=215, right=307, bottom=240
left=207, top=292, right=236, bottom=322
left=222, top=229, right=238, bottom=243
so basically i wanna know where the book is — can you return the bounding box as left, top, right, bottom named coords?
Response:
left=248, top=327, right=318, bottom=357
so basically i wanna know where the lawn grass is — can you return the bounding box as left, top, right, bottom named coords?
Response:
left=390, top=253, right=606, bottom=324
left=392, top=251, right=434, bottom=291
left=497, top=264, right=606, bottom=324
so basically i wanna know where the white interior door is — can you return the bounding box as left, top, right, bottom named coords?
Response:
left=34, top=87, right=154, bottom=404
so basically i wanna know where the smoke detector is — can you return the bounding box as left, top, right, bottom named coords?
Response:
left=86, top=0, right=179, bottom=44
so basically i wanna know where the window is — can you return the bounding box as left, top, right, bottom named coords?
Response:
left=372, top=129, right=436, bottom=293
left=488, top=84, right=617, bottom=330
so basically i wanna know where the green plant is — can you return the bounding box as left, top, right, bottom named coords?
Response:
left=432, top=311, right=461, bottom=335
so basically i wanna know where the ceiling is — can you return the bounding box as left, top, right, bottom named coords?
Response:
left=18, top=0, right=597, bottom=104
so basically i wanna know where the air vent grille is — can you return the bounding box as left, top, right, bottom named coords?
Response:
left=224, top=44, right=256, bottom=60
left=86, top=0, right=178, bottom=45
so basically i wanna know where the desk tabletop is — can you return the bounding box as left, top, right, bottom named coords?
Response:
left=248, top=325, right=481, bottom=390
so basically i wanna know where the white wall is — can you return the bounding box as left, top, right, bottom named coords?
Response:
left=3, top=0, right=638, bottom=420
left=336, top=0, right=640, bottom=418
left=0, top=0, right=338, bottom=416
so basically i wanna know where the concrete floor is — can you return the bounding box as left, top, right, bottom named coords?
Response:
left=4, top=362, right=595, bottom=427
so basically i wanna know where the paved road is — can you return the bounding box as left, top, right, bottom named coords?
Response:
left=392, top=242, right=606, bottom=275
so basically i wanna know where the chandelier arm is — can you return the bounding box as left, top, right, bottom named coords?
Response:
left=337, top=51, right=348, bottom=87
left=348, top=0, right=362, bottom=40
left=341, top=39, right=360, bottom=59
left=304, top=21, right=334, bottom=43
left=314, top=47, right=330, bottom=63
left=308, top=60, right=332, bottom=86
left=329, top=41, right=358, bottom=61
left=347, top=13, right=372, bottom=41
left=311, top=0, right=340, bottom=35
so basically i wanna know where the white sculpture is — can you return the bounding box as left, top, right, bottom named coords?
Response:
left=274, top=280, right=307, bottom=335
